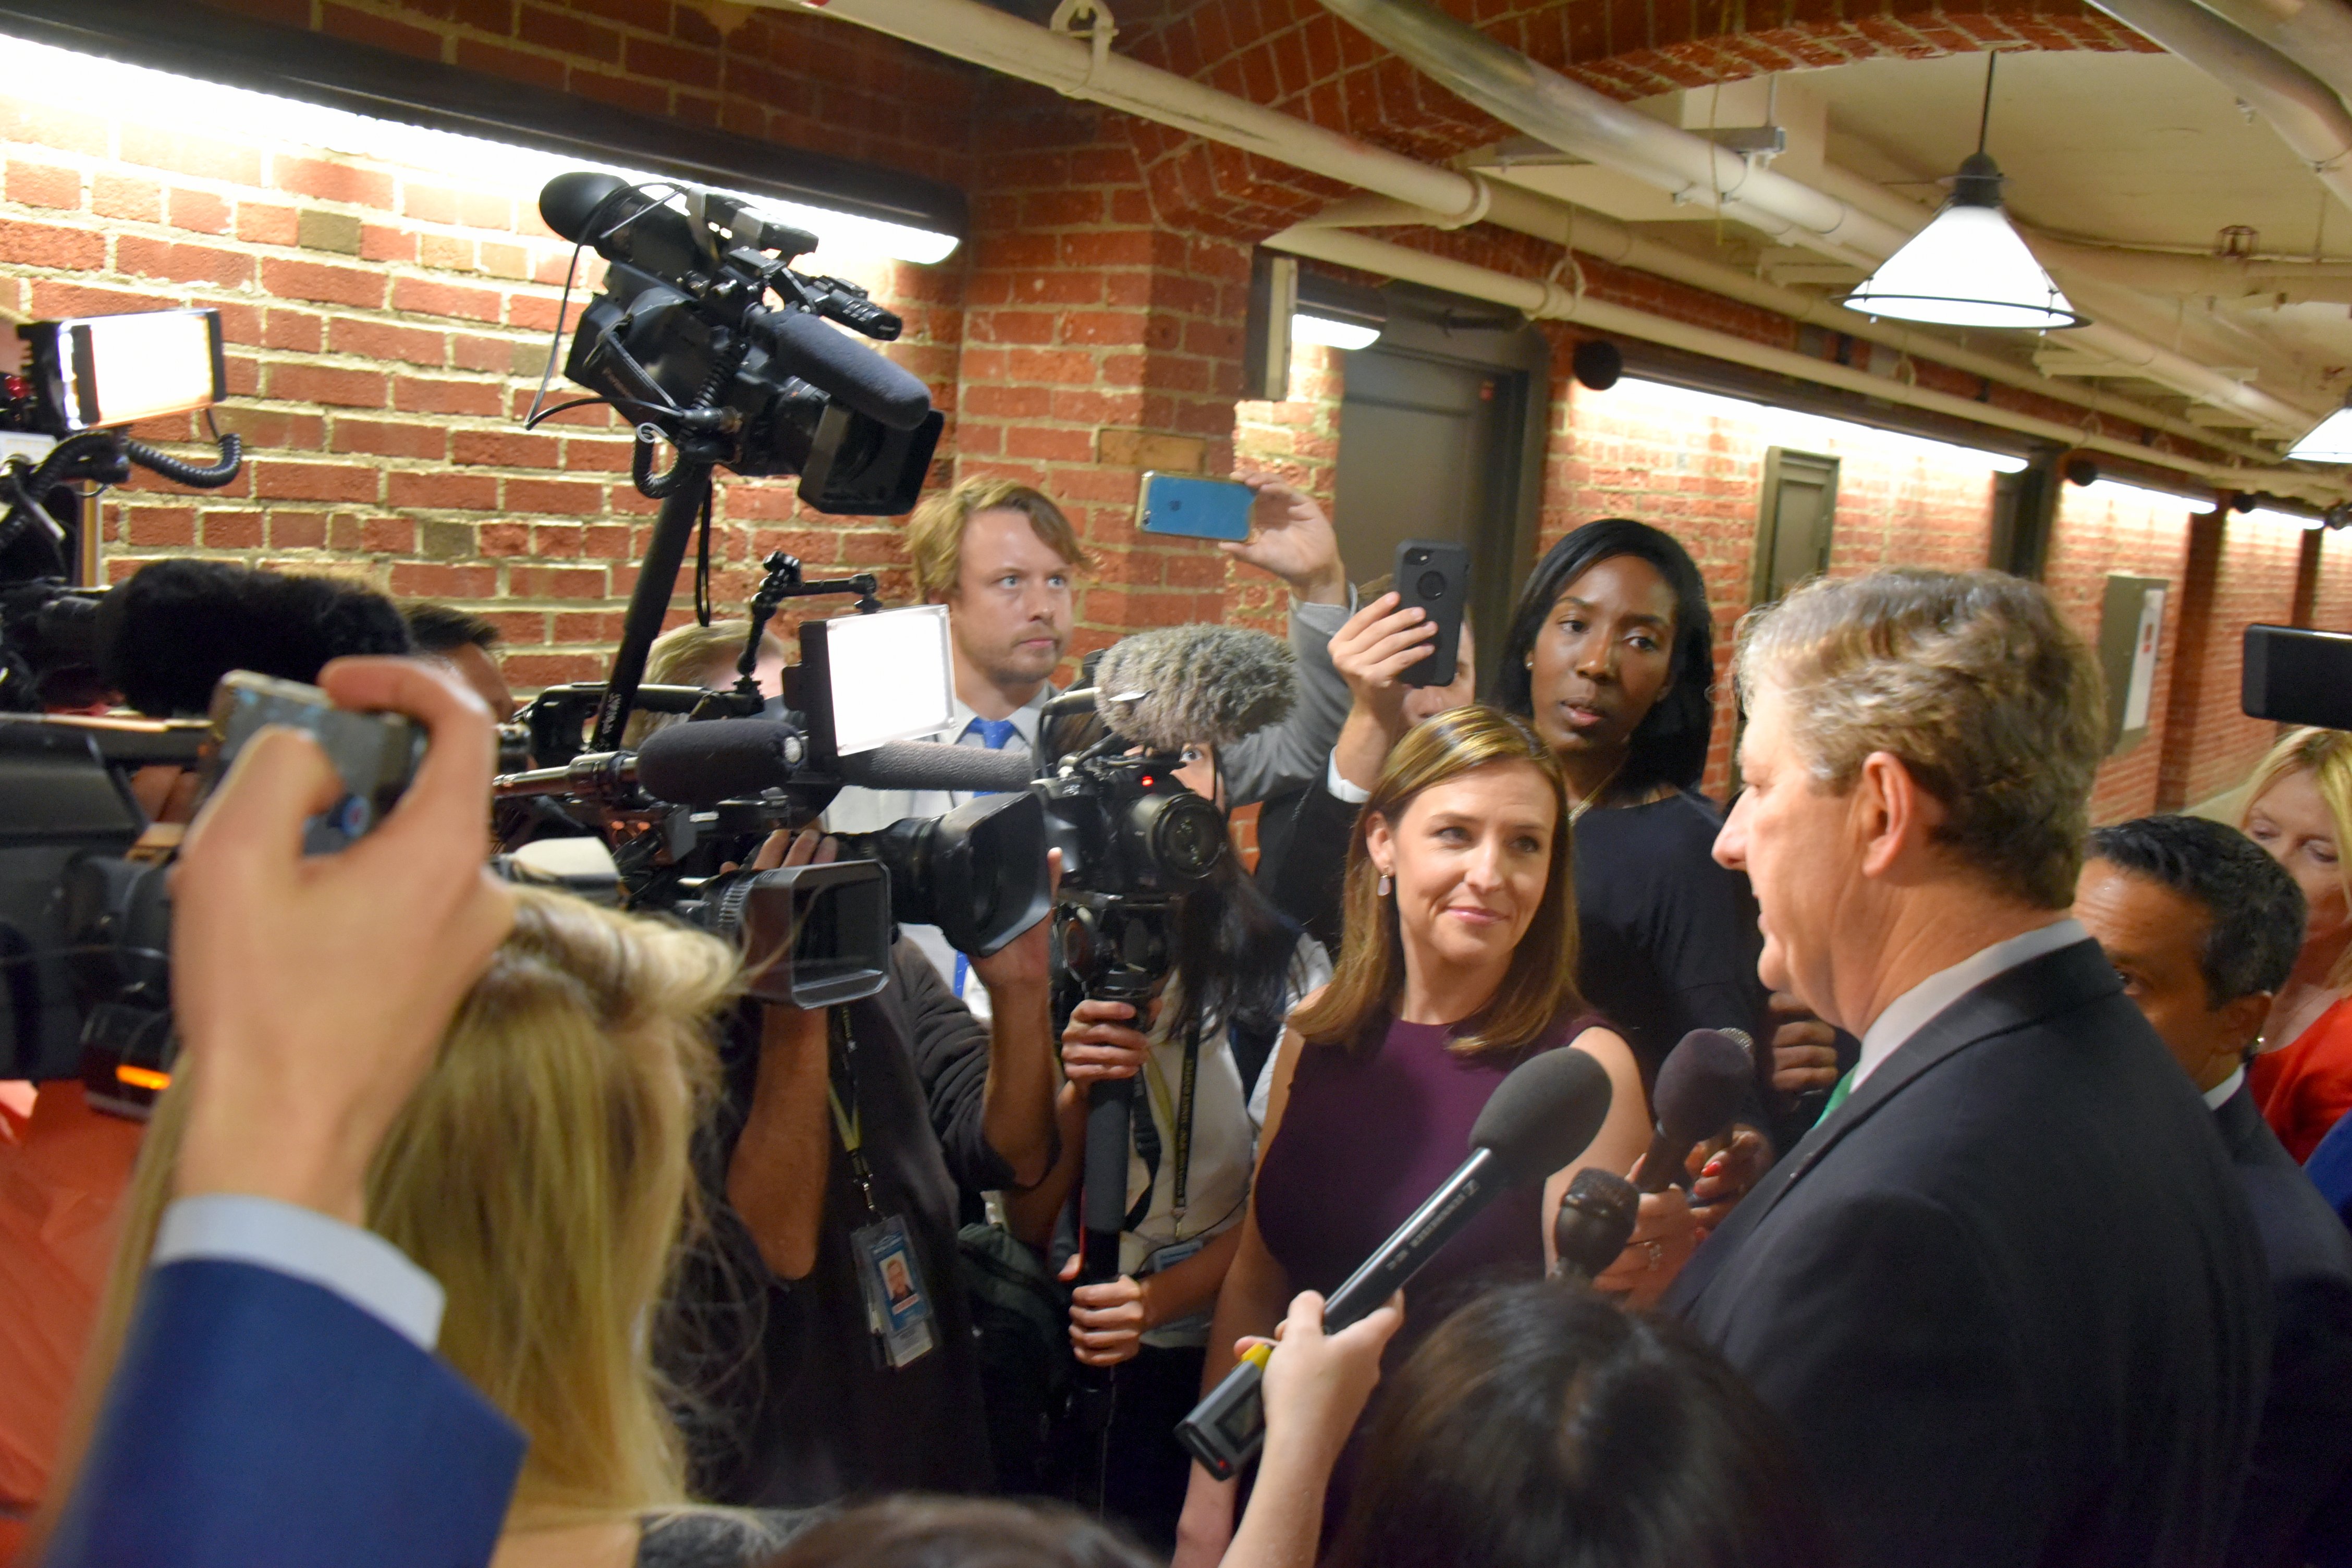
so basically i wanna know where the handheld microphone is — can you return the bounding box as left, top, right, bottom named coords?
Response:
left=1175, top=1045, right=1614, bottom=1480
left=1634, top=1028, right=1754, bottom=1194
left=634, top=719, right=1035, bottom=806
left=1552, top=1168, right=1639, bottom=1285
left=1088, top=623, right=1297, bottom=754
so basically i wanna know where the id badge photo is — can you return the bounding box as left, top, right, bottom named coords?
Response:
left=852, top=1215, right=938, bottom=1369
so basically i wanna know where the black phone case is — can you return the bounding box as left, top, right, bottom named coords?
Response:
left=1394, top=540, right=1471, bottom=687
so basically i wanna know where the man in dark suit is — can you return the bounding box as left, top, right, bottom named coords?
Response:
left=2077, top=814, right=2352, bottom=1568
left=1668, top=569, right=2269, bottom=1568
left=41, top=657, right=525, bottom=1568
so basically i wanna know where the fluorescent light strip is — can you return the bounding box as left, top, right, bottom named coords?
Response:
left=2077, top=478, right=2198, bottom=510
left=1291, top=312, right=1382, bottom=351
left=0, top=34, right=958, bottom=266
left=2244, top=507, right=2325, bottom=531
left=1610, top=378, right=2030, bottom=473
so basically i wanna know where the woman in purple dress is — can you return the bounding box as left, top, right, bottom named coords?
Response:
left=1172, top=705, right=1673, bottom=1566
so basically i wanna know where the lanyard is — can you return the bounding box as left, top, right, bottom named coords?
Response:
left=825, top=1011, right=883, bottom=1223
left=1139, top=1017, right=1203, bottom=1235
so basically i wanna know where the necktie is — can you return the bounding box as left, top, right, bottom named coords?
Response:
left=1820, top=1067, right=1856, bottom=1119
left=964, top=717, right=1020, bottom=751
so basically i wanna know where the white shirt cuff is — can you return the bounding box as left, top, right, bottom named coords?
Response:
left=153, top=1194, right=445, bottom=1349
left=1326, top=750, right=1373, bottom=804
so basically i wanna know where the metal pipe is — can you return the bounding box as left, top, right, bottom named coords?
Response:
left=1265, top=224, right=2330, bottom=497
left=2189, top=0, right=2352, bottom=115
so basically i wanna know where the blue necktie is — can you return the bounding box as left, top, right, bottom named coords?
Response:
left=951, top=717, right=1022, bottom=1001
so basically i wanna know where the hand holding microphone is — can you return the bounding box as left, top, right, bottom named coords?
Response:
left=1589, top=1030, right=1754, bottom=1307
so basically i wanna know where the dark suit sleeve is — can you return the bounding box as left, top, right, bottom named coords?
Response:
left=1708, top=1189, right=2052, bottom=1568
left=43, top=1258, right=523, bottom=1568
left=892, top=942, right=1018, bottom=1194
left=2234, top=1255, right=2352, bottom=1567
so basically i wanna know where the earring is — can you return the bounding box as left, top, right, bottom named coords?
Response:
left=1376, top=873, right=1393, bottom=898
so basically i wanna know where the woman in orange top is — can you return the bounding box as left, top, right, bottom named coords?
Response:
left=2243, top=727, right=2352, bottom=1161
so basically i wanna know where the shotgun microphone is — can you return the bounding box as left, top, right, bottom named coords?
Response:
left=1175, top=1045, right=1615, bottom=1479
left=1634, top=1028, right=1754, bottom=1194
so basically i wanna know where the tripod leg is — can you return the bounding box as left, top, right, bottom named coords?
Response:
left=591, top=463, right=712, bottom=752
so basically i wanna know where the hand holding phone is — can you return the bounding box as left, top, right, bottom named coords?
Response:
left=1393, top=541, right=1470, bottom=688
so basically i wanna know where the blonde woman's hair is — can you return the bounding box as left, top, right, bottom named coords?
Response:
left=58, top=888, right=740, bottom=1530
left=2240, top=725, right=2352, bottom=988
left=1735, top=568, right=2105, bottom=911
left=904, top=477, right=1089, bottom=601
left=623, top=618, right=791, bottom=750
left=1291, top=705, right=1584, bottom=1059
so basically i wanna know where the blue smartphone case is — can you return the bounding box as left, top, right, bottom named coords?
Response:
left=1137, top=472, right=1254, bottom=541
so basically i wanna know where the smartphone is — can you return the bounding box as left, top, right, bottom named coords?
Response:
left=1137, top=472, right=1254, bottom=542
left=1394, top=540, right=1471, bottom=688
left=204, top=671, right=425, bottom=852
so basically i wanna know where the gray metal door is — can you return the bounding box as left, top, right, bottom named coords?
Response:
left=1753, top=448, right=1840, bottom=605
left=1333, top=348, right=1525, bottom=692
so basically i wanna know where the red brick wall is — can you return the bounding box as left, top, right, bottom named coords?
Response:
left=2044, top=482, right=2195, bottom=823
left=2313, top=530, right=2352, bottom=633
left=2160, top=511, right=2309, bottom=808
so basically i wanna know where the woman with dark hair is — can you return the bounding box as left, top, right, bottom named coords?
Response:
left=1225, top=1282, right=1832, bottom=1568
left=1007, top=728, right=1329, bottom=1551
left=1172, top=706, right=1679, bottom=1566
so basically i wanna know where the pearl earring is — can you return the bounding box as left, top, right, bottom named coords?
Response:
left=1377, top=873, right=1393, bottom=897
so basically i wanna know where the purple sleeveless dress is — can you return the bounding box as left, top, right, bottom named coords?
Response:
left=1253, top=1011, right=1609, bottom=1363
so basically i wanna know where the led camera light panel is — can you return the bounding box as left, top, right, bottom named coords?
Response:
left=824, top=604, right=954, bottom=755
left=21, top=309, right=226, bottom=434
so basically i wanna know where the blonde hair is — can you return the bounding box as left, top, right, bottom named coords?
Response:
left=904, top=477, right=1088, bottom=601
left=1736, top=568, right=2105, bottom=910
left=2240, top=725, right=2352, bottom=988
left=60, top=888, right=740, bottom=1529
left=623, top=618, right=791, bottom=750
left=1292, top=705, right=1584, bottom=1058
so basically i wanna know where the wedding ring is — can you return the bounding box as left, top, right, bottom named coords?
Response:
left=1645, top=1239, right=1664, bottom=1269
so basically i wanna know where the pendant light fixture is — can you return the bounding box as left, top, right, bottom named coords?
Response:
left=2287, top=388, right=2352, bottom=462
left=1845, top=54, right=2086, bottom=331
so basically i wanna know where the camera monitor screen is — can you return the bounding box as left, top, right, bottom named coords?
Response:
left=20, top=308, right=226, bottom=434
left=824, top=604, right=954, bottom=755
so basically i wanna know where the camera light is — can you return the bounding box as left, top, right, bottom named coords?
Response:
left=824, top=604, right=955, bottom=755
left=64, top=310, right=224, bottom=430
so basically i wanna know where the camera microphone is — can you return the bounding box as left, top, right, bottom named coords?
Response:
left=1552, top=1168, right=1639, bottom=1285
left=753, top=311, right=932, bottom=433
left=634, top=718, right=1033, bottom=807
left=1177, top=1045, right=1614, bottom=1480
left=1088, top=623, right=1296, bottom=755
left=1634, top=1028, right=1755, bottom=1194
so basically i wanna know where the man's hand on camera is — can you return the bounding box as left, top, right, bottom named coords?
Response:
left=169, top=657, right=516, bottom=1227
left=1227, top=473, right=1345, bottom=606
left=969, top=849, right=1062, bottom=997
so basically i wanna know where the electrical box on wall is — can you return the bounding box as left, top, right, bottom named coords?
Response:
left=1242, top=251, right=1297, bottom=403
left=2098, top=574, right=2168, bottom=756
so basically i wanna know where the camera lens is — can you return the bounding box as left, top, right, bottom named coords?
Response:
left=1130, top=792, right=1226, bottom=884
left=1416, top=570, right=1447, bottom=599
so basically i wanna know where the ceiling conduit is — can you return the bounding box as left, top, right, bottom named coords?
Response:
left=768, top=0, right=2314, bottom=462
left=1266, top=223, right=2329, bottom=497
left=2189, top=0, right=2352, bottom=114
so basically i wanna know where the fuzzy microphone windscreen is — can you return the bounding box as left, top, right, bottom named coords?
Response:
left=99, top=559, right=413, bottom=717
left=1091, top=623, right=1296, bottom=754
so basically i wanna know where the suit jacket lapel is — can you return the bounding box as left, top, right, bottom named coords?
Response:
left=1671, top=939, right=2122, bottom=1315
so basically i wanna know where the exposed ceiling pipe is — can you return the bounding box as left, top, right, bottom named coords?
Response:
left=1265, top=224, right=2332, bottom=500
left=766, top=0, right=2312, bottom=448
left=1313, top=0, right=1908, bottom=262
left=2189, top=0, right=2352, bottom=111
left=1305, top=190, right=2285, bottom=461
left=2025, top=233, right=2352, bottom=303
left=2086, top=0, right=2352, bottom=216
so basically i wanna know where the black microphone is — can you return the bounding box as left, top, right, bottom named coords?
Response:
left=1552, top=1168, right=1639, bottom=1285
left=634, top=719, right=1036, bottom=807
left=1634, top=1028, right=1754, bottom=1194
left=752, top=309, right=933, bottom=433
left=1176, top=1046, right=1614, bottom=1480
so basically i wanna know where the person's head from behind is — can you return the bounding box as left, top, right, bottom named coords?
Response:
left=79, top=888, right=738, bottom=1522
left=2076, top=816, right=2304, bottom=1091
left=1495, top=520, right=1715, bottom=797
left=403, top=602, right=514, bottom=719
left=761, top=1497, right=1156, bottom=1568
left=1329, top=1282, right=1830, bottom=1568
left=623, top=619, right=792, bottom=750
left=2238, top=726, right=2352, bottom=987
left=1716, top=569, right=2104, bottom=1034
left=906, top=478, right=1088, bottom=696
left=1293, top=704, right=1582, bottom=1055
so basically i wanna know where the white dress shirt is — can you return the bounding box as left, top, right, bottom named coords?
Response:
left=153, top=1193, right=445, bottom=1348
left=2203, top=1063, right=2247, bottom=1111
left=1850, top=918, right=2089, bottom=1093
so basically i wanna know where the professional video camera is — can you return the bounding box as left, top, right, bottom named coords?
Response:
left=2244, top=624, right=2352, bottom=731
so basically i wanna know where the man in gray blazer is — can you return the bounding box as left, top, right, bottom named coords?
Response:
left=1667, top=569, right=2269, bottom=1568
